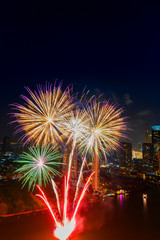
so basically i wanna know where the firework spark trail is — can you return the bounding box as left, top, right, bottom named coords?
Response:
left=52, top=179, right=61, bottom=216
left=36, top=172, right=94, bottom=240
left=62, top=107, right=88, bottom=204
left=64, top=137, right=76, bottom=223
left=36, top=185, right=58, bottom=226
left=63, top=175, right=67, bottom=225
left=72, top=172, right=94, bottom=219
left=74, top=155, right=86, bottom=202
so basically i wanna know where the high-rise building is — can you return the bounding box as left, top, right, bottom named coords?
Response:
left=152, top=126, right=160, bottom=145
left=152, top=126, right=160, bottom=171
left=118, top=142, right=132, bottom=168
left=72, top=149, right=77, bottom=178
left=142, top=143, right=153, bottom=166
left=62, top=146, right=70, bottom=176
left=92, top=154, right=100, bottom=191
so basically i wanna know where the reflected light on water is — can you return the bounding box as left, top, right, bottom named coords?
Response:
left=117, top=193, right=123, bottom=208
left=143, top=197, right=147, bottom=212
left=120, top=194, right=123, bottom=207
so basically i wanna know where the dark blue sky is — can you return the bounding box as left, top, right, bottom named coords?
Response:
left=1, top=1, right=160, bottom=147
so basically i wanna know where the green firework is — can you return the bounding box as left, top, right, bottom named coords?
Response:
left=15, top=145, right=62, bottom=190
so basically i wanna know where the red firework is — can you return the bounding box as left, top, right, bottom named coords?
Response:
left=36, top=172, right=94, bottom=240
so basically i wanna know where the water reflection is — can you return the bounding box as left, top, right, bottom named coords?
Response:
left=117, top=193, right=123, bottom=208
left=2, top=188, right=160, bottom=240
left=143, top=197, right=147, bottom=212
left=120, top=194, right=123, bottom=207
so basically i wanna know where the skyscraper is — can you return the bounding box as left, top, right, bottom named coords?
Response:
left=142, top=129, right=153, bottom=166
left=152, top=126, right=160, bottom=145
left=92, top=154, right=100, bottom=191
left=118, top=142, right=132, bottom=168
left=152, top=126, right=160, bottom=171
left=62, top=146, right=70, bottom=176
left=142, top=143, right=153, bottom=166
left=72, top=148, right=77, bottom=179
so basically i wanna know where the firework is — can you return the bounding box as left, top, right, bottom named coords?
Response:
left=11, top=82, right=74, bottom=145
left=11, top=83, right=128, bottom=239
left=36, top=172, right=94, bottom=240
left=75, top=98, right=128, bottom=193
left=62, top=106, right=88, bottom=215
left=63, top=107, right=87, bottom=144
left=15, top=145, right=62, bottom=190
left=81, top=98, right=127, bottom=155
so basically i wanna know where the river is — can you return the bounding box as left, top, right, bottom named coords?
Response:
left=0, top=186, right=160, bottom=240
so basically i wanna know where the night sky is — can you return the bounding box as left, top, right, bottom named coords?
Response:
left=1, top=1, right=160, bottom=147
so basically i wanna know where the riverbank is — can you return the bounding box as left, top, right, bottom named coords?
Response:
left=0, top=180, right=46, bottom=215
left=1, top=186, right=160, bottom=240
